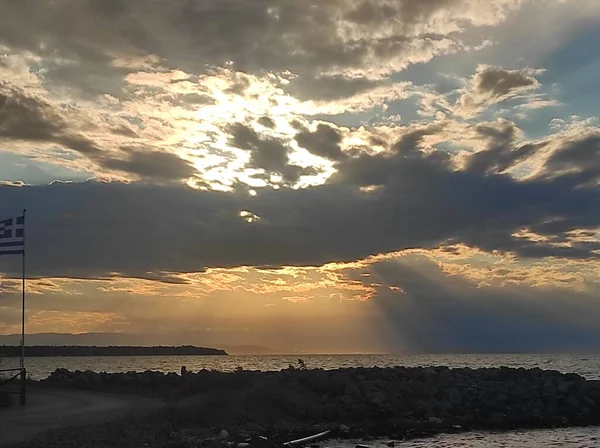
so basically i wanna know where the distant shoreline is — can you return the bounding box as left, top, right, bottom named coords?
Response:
left=0, top=345, right=228, bottom=357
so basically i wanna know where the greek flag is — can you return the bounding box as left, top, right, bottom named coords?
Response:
left=0, top=215, right=25, bottom=256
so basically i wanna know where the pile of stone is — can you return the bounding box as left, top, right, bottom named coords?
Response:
left=44, top=368, right=183, bottom=397
left=41, top=366, right=600, bottom=438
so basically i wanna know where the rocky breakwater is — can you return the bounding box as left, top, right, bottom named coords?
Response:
left=41, top=366, right=600, bottom=440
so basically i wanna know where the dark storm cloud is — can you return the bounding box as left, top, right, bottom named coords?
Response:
left=58, top=134, right=104, bottom=156
left=228, top=122, right=316, bottom=183
left=229, top=122, right=288, bottom=170
left=151, top=0, right=466, bottom=75
left=474, top=67, right=538, bottom=99
left=361, top=257, right=600, bottom=353
left=0, top=84, right=198, bottom=180
left=1, top=129, right=600, bottom=280
left=345, top=0, right=462, bottom=29
left=0, top=86, right=63, bottom=140
left=544, top=135, right=600, bottom=186
left=37, top=59, right=131, bottom=101
left=466, top=122, right=600, bottom=186
left=295, top=124, right=347, bottom=161
left=177, top=93, right=216, bottom=108
left=458, top=67, right=541, bottom=115
left=465, top=120, right=547, bottom=174
left=110, top=124, right=140, bottom=138
left=467, top=140, right=544, bottom=174
left=99, top=147, right=197, bottom=181
left=286, top=76, right=381, bottom=102
left=0, top=84, right=102, bottom=154
left=330, top=125, right=447, bottom=186
left=257, top=116, right=276, bottom=129
left=0, top=0, right=493, bottom=100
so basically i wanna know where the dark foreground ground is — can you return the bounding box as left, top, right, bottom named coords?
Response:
left=0, top=387, right=161, bottom=446
left=3, top=365, right=600, bottom=447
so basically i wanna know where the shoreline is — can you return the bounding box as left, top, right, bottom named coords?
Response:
left=0, top=345, right=228, bottom=357
left=5, top=365, right=600, bottom=447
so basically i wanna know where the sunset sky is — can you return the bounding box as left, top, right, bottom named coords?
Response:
left=1, top=0, right=600, bottom=353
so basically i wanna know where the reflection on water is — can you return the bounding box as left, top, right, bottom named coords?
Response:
left=2, top=353, right=600, bottom=380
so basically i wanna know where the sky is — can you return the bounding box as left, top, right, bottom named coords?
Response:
left=1, top=0, right=600, bottom=354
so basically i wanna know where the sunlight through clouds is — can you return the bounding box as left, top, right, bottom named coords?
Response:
left=1, top=0, right=600, bottom=352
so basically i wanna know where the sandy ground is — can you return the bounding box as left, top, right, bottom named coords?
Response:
left=0, top=386, right=163, bottom=446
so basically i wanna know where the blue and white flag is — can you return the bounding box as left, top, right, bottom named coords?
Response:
left=0, top=216, right=25, bottom=256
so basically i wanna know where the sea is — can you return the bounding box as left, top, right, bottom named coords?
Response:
left=1, top=353, right=599, bottom=381
left=1, top=353, right=599, bottom=447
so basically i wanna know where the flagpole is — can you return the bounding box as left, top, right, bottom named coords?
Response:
left=20, top=209, right=26, bottom=370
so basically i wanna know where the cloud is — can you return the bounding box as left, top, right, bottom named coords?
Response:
left=0, top=180, right=29, bottom=187
left=287, top=75, right=382, bottom=102
left=358, top=256, right=600, bottom=353
left=1, top=0, right=600, bottom=353
left=0, top=0, right=527, bottom=108
left=295, top=124, right=347, bottom=161
left=456, top=66, right=543, bottom=117
left=0, top=2, right=577, bottom=191
left=0, top=270, right=380, bottom=352
left=4, top=250, right=599, bottom=353
left=464, top=119, right=545, bottom=174
left=257, top=116, right=276, bottom=129
left=543, top=135, right=600, bottom=186
left=1, top=123, right=599, bottom=281
left=0, top=82, right=199, bottom=182
left=0, top=85, right=65, bottom=141
left=0, top=84, right=107, bottom=158
left=228, top=122, right=317, bottom=183
left=99, top=147, right=198, bottom=181
left=476, top=67, right=538, bottom=98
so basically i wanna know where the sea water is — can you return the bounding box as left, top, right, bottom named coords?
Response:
left=1, top=353, right=599, bottom=380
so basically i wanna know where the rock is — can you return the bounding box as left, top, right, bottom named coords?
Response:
left=345, top=383, right=360, bottom=398
left=368, top=392, right=386, bottom=407
left=32, top=364, right=600, bottom=442
left=447, top=387, right=462, bottom=405
left=564, top=373, right=583, bottom=381
left=565, top=396, right=580, bottom=409
left=338, top=424, right=350, bottom=433
left=163, top=442, right=188, bottom=448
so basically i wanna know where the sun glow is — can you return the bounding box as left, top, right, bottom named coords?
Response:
left=130, top=68, right=340, bottom=190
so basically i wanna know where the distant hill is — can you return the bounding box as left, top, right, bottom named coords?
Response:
left=0, top=345, right=228, bottom=357
left=0, top=333, right=274, bottom=354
